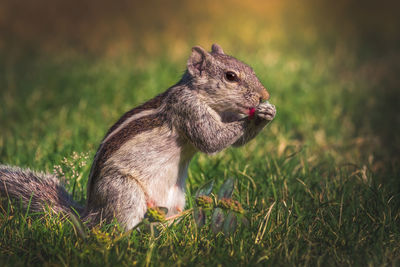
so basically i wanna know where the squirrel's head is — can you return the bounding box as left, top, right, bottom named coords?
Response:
left=187, top=43, right=270, bottom=116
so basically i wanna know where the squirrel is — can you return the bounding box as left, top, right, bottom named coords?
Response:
left=0, top=44, right=276, bottom=230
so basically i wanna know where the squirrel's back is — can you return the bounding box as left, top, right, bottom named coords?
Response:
left=0, top=165, right=82, bottom=214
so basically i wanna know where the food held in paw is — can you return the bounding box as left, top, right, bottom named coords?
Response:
left=248, top=107, right=256, bottom=118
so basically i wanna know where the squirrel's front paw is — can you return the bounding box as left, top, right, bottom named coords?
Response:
left=255, top=102, right=276, bottom=121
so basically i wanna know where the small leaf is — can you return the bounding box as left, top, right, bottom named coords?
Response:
left=240, top=216, right=250, bottom=227
left=211, top=208, right=225, bottom=234
left=195, top=180, right=215, bottom=198
left=193, top=208, right=206, bottom=228
left=223, top=211, right=238, bottom=235
left=218, top=178, right=235, bottom=200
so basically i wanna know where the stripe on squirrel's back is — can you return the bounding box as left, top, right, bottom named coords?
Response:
left=89, top=113, right=166, bottom=189
left=103, top=109, right=158, bottom=144
left=103, top=91, right=168, bottom=141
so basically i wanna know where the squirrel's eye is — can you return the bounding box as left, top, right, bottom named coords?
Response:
left=225, top=71, right=238, bottom=82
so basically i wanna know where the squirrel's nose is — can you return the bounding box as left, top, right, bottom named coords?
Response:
left=260, top=88, right=270, bottom=101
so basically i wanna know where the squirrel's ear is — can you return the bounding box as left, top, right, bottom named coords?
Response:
left=187, top=46, right=212, bottom=77
left=211, top=43, right=225, bottom=55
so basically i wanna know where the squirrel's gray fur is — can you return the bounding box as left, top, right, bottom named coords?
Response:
left=0, top=44, right=276, bottom=230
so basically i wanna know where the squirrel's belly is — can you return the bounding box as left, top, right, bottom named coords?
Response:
left=147, top=153, right=192, bottom=215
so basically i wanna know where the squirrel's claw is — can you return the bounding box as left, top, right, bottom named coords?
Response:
left=255, top=102, right=276, bottom=121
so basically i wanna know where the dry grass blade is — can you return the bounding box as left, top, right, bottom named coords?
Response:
left=255, top=202, right=276, bottom=244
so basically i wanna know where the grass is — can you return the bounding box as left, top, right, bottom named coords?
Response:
left=0, top=47, right=398, bottom=266
left=1, top=2, right=400, bottom=265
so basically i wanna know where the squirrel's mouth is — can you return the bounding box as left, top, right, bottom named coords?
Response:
left=219, top=103, right=256, bottom=122
left=237, top=104, right=256, bottom=116
left=219, top=107, right=254, bottom=122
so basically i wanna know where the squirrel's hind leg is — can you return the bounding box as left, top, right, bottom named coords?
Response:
left=85, top=172, right=148, bottom=230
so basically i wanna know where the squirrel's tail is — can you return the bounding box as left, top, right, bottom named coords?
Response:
left=0, top=165, right=83, bottom=215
